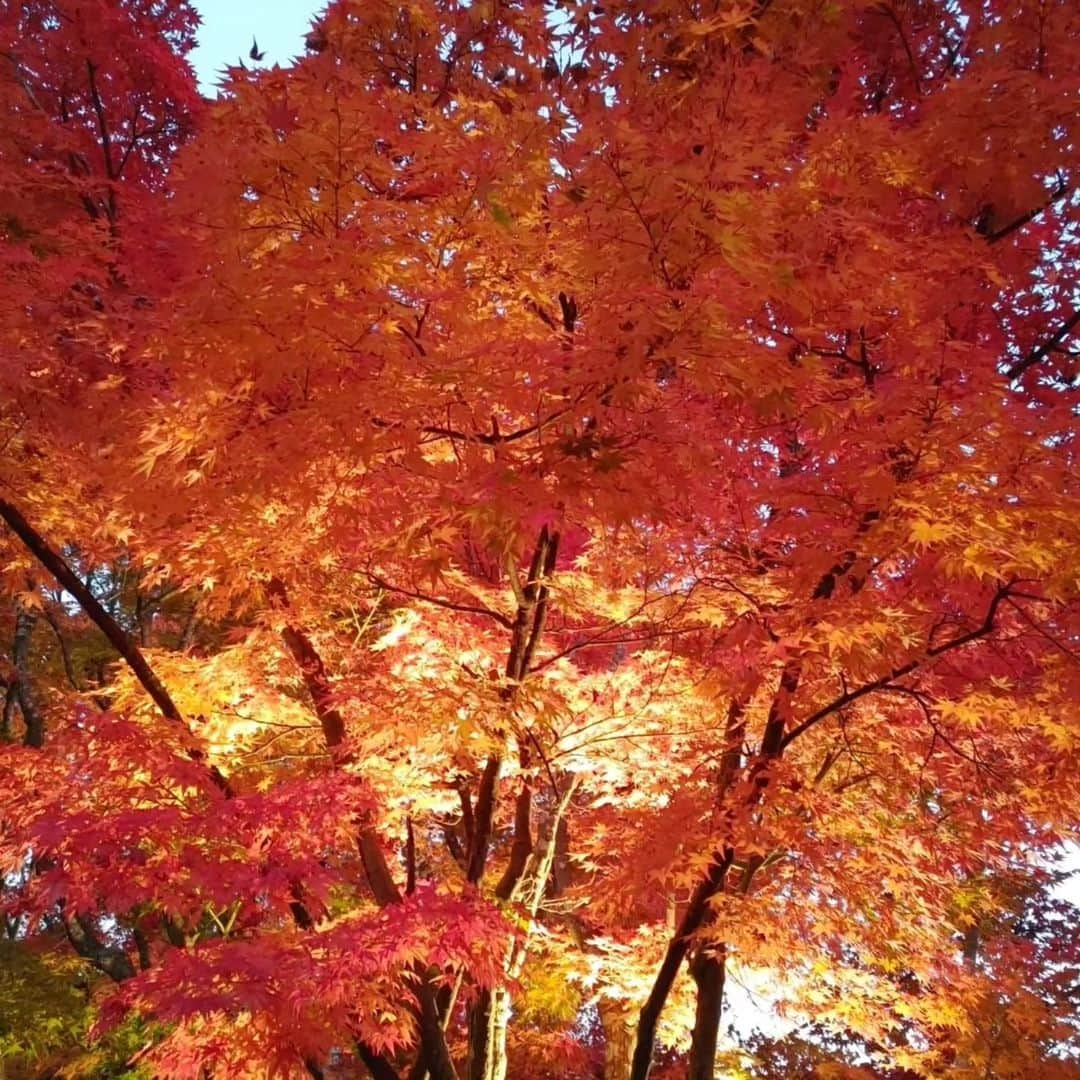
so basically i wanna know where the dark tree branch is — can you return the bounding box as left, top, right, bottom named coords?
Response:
left=467, top=528, right=558, bottom=887
left=466, top=755, right=501, bottom=885
left=355, top=1043, right=400, bottom=1080
left=0, top=498, right=182, bottom=723
left=65, top=914, right=134, bottom=983
left=0, top=498, right=233, bottom=789
left=43, top=601, right=82, bottom=691
left=406, top=816, right=417, bottom=895
left=85, top=61, right=115, bottom=180
left=1005, top=309, right=1080, bottom=380
left=985, top=177, right=1072, bottom=244
left=362, top=570, right=513, bottom=630
left=780, top=582, right=1013, bottom=750
left=630, top=850, right=735, bottom=1080
left=494, top=779, right=532, bottom=900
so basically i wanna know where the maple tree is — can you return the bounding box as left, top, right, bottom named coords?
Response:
left=2, top=1, right=1079, bottom=1078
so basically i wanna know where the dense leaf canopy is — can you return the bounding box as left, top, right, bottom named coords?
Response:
left=1, top=1, right=1078, bottom=1078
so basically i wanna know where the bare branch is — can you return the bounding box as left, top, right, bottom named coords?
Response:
left=361, top=570, right=514, bottom=629
left=986, top=177, right=1072, bottom=244
left=1005, top=309, right=1080, bottom=380
left=780, top=582, right=1013, bottom=750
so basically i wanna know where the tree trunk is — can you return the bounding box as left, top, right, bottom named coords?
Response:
left=1, top=682, right=16, bottom=739
left=468, top=778, right=577, bottom=1080
left=687, top=950, right=726, bottom=1080
left=13, top=607, right=44, bottom=747
left=467, top=783, right=531, bottom=1080
left=463, top=529, right=560, bottom=1080
left=629, top=849, right=733, bottom=1080
left=599, top=1000, right=636, bottom=1080
left=44, top=603, right=81, bottom=690
left=467, top=986, right=512, bottom=1080
left=64, top=914, right=135, bottom=982
left=272, top=579, right=450, bottom=1080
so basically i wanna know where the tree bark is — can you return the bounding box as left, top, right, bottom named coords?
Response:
left=43, top=601, right=82, bottom=690
left=64, top=913, right=135, bottom=982
left=629, top=849, right=733, bottom=1080
left=12, top=606, right=44, bottom=747
left=469, top=779, right=577, bottom=1080
left=271, top=578, right=447, bottom=1080
left=464, top=531, right=559, bottom=1080
left=465, top=986, right=513, bottom=1080
left=1, top=682, right=16, bottom=739
left=0, top=498, right=182, bottom=725
left=688, top=950, right=726, bottom=1080
left=628, top=698, right=747, bottom=1079
left=467, top=780, right=533, bottom=1080
left=599, top=1000, right=636, bottom=1080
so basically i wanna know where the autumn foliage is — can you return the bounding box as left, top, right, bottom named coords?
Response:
left=1, top=1, right=1079, bottom=1078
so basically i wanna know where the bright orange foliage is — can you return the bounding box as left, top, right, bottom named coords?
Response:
left=1, top=2, right=1078, bottom=1079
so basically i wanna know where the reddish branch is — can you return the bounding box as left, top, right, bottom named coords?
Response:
left=266, top=578, right=347, bottom=746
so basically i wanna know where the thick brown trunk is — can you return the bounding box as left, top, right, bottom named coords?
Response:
left=688, top=950, right=726, bottom=1080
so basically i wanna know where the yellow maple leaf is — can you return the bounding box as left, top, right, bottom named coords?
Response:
left=908, top=519, right=952, bottom=546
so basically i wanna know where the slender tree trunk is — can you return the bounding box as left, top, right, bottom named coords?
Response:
left=1, top=682, right=16, bottom=739
left=687, top=949, right=726, bottom=1080
left=466, top=783, right=531, bottom=1080
left=632, top=670, right=796, bottom=1079
left=13, top=606, right=45, bottom=747
left=630, top=850, right=734, bottom=1080
left=599, top=1000, right=636, bottom=1080
left=467, top=988, right=512, bottom=1080
left=467, top=778, right=577, bottom=1080
left=465, top=529, right=559, bottom=1080
left=44, top=603, right=81, bottom=690
left=180, top=599, right=200, bottom=649
left=271, top=578, right=447, bottom=1080
left=632, top=514, right=885, bottom=1075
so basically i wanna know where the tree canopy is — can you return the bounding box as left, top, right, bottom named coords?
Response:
left=1, top=1, right=1078, bottom=1078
